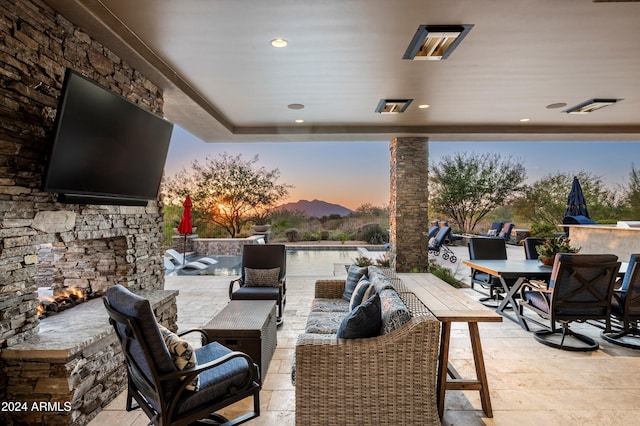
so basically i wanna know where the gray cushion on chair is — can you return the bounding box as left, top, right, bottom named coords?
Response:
left=106, top=285, right=176, bottom=377
left=231, top=286, right=280, bottom=301
left=176, top=341, right=253, bottom=415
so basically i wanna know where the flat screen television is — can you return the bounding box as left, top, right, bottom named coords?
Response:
left=43, top=69, right=174, bottom=206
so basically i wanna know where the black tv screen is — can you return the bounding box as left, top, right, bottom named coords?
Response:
left=43, top=69, right=173, bottom=205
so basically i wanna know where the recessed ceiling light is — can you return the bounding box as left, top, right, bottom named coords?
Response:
left=288, top=103, right=304, bottom=110
left=294, top=119, right=304, bottom=123
left=375, top=99, right=413, bottom=114
left=564, top=98, right=621, bottom=114
left=519, top=118, right=530, bottom=122
left=270, top=38, right=288, bottom=48
left=403, top=25, right=474, bottom=60
left=418, top=104, right=430, bottom=109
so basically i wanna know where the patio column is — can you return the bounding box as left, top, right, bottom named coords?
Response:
left=390, top=137, right=429, bottom=272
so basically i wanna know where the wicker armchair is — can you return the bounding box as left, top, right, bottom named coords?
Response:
left=294, top=279, right=441, bottom=425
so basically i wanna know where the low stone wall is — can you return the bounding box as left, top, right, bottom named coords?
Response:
left=174, top=236, right=265, bottom=256
left=0, top=290, right=178, bottom=426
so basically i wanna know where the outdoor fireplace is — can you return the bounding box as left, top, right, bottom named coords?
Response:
left=34, top=237, right=131, bottom=318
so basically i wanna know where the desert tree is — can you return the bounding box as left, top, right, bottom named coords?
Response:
left=512, top=171, right=619, bottom=225
left=429, top=152, right=526, bottom=233
left=163, top=153, right=291, bottom=237
left=619, top=163, right=640, bottom=219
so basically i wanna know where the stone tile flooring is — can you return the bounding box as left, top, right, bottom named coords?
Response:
left=89, top=245, right=640, bottom=426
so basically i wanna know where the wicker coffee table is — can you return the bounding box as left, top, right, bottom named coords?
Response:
left=203, top=300, right=277, bottom=381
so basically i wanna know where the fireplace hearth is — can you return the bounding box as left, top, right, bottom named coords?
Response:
left=1, top=290, right=178, bottom=426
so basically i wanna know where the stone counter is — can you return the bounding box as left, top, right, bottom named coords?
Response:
left=564, top=224, right=640, bottom=262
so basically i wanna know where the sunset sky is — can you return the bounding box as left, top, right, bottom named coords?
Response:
left=165, top=126, right=640, bottom=210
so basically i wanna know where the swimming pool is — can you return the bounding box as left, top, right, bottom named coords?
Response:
left=170, top=248, right=372, bottom=277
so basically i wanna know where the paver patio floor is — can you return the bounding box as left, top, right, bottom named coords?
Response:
left=90, top=243, right=640, bottom=426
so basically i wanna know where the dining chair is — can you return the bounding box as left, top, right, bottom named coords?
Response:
left=467, top=237, right=514, bottom=308
left=519, top=253, right=620, bottom=351
left=601, top=253, right=640, bottom=349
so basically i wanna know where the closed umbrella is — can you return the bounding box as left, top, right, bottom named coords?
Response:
left=565, top=176, right=589, bottom=219
left=177, top=196, right=193, bottom=265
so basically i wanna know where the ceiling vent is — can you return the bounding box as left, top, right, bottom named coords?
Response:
left=403, top=25, right=473, bottom=60
left=375, top=99, right=413, bottom=114
left=563, top=98, right=621, bottom=114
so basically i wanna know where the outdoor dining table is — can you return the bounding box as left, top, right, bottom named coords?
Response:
left=462, top=259, right=628, bottom=330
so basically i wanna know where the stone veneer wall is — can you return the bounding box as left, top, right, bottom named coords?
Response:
left=389, top=137, right=430, bottom=272
left=1, top=291, right=178, bottom=426
left=0, top=0, right=167, bottom=408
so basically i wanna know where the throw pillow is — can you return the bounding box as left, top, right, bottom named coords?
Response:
left=343, top=265, right=368, bottom=301
left=487, top=229, right=498, bottom=237
left=158, top=324, right=199, bottom=391
left=337, top=294, right=382, bottom=339
left=244, top=267, right=280, bottom=287
left=349, top=276, right=371, bottom=311
left=428, top=237, right=438, bottom=247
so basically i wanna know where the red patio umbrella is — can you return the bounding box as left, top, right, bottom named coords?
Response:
left=177, top=196, right=193, bottom=265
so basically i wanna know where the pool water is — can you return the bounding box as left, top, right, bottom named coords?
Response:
left=171, top=248, right=367, bottom=277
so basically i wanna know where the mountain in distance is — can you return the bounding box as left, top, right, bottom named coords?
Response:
left=276, top=199, right=353, bottom=218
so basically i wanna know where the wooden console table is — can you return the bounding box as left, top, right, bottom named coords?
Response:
left=398, top=273, right=502, bottom=418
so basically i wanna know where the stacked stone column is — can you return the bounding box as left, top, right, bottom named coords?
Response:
left=390, top=137, right=430, bottom=272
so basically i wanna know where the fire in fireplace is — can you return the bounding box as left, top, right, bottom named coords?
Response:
left=36, top=286, right=91, bottom=318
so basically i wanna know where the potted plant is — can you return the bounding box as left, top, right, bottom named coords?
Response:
left=250, top=209, right=272, bottom=233
left=535, top=236, right=580, bottom=265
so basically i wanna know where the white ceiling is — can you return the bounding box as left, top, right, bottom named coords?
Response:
left=45, top=0, right=640, bottom=142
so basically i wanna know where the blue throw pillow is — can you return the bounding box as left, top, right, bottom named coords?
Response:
left=343, top=265, right=368, bottom=301
left=349, top=277, right=371, bottom=311
left=337, top=294, right=382, bottom=339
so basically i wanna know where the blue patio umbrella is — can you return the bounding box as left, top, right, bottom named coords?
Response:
left=565, top=176, right=590, bottom=219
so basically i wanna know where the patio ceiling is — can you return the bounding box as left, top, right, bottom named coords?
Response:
left=44, top=0, right=640, bottom=143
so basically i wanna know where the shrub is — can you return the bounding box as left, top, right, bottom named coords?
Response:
left=530, top=223, right=556, bottom=238
left=427, top=259, right=462, bottom=288
left=319, top=230, right=330, bottom=240
left=375, top=252, right=391, bottom=268
left=356, top=223, right=389, bottom=244
left=353, top=255, right=374, bottom=267
left=284, top=228, right=301, bottom=242
left=302, top=231, right=319, bottom=241
left=335, top=232, right=351, bottom=244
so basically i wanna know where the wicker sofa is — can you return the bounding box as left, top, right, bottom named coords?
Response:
left=293, top=266, right=441, bottom=425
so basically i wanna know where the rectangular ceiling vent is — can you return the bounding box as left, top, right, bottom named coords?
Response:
left=375, top=99, right=413, bottom=114
left=403, top=24, right=473, bottom=60
left=563, top=98, right=621, bottom=114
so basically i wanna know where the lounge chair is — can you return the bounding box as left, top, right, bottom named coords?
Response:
left=166, top=249, right=218, bottom=266
left=104, top=285, right=261, bottom=425
left=164, top=253, right=209, bottom=270
left=495, top=222, right=514, bottom=241
left=427, top=225, right=439, bottom=240
left=484, top=222, right=503, bottom=237
left=428, top=226, right=457, bottom=263
left=519, top=253, right=620, bottom=351
left=229, top=244, right=287, bottom=325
